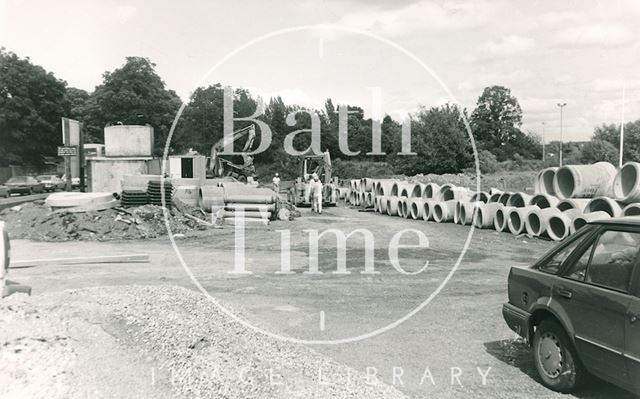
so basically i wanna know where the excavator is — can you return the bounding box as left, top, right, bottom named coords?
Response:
left=287, top=150, right=338, bottom=207
left=208, top=125, right=256, bottom=182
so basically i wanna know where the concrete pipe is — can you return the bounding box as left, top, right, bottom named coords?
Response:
left=373, top=196, right=380, bottom=212
left=198, top=186, right=225, bottom=210
left=433, top=200, right=457, bottom=223
left=530, top=194, right=560, bottom=209
left=364, top=192, right=375, bottom=208
left=391, top=181, right=412, bottom=197
left=409, top=198, right=425, bottom=220
left=396, top=198, right=405, bottom=217
left=377, top=196, right=389, bottom=214
left=386, top=197, right=400, bottom=216
left=497, top=192, right=513, bottom=206
left=439, top=183, right=455, bottom=195
left=222, top=209, right=271, bottom=219
left=623, top=203, right=640, bottom=216
left=553, top=162, right=617, bottom=199
left=399, top=187, right=410, bottom=198
left=525, top=208, right=560, bottom=237
left=337, top=187, right=349, bottom=200
left=489, top=188, right=504, bottom=196
left=584, top=196, right=624, bottom=217
left=423, top=183, right=441, bottom=200
left=538, top=167, right=558, bottom=195
left=571, top=211, right=610, bottom=234
left=361, top=178, right=375, bottom=192
left=507, top=192, right=533, bottom=208
left=375, top=179, right=397, bottom=197
left=422, top=200, right=438, bottom=221
left=223, top=185, right=276, bottom=204
left=473, top=203, right=502, bottom=229
left=410, top=183, right=426, bottom=198
left=488, top=192, right=502, bottom=203
left=547, top=213, right=572, bottom=241
left=494, top=205, right=515, bottom=232
left=470, top=191, right=489, bottom=203
left=225, top=203, right=275, bottom=212
left=556, top=198, right=590, bottom=212
left=442, top=187, right=471, bottom=202
left=613, top=162, right=640, bottom=203
left=457, top=201, right=482, bottom=225
left=507, top=206, right=539, bottom=235
left=400, top=198, right=411, bottom=218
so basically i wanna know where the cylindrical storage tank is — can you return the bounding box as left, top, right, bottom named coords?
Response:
left=530, top=194, right=560, bottom=209
left=387, top=197, right=400, bottom=216
left=507, top=192, right=533, bottom=208
left=442, top=187, right=471, bottom=202
left=409, top=198, right=425, bottom=220
left=470, top=191, right=489, bottom=203
left=553, top=162, right=617, bottom=199
left=525, top=208, right=559, bottom=237
left=473, top=203, right=501, bottom=229
left=571, top=211, right=610, bottom=234
left=423, top=183, right=441, bottom=200
left=623, top=203, right=640, bottom=216
left=556, top=198, right=590, bottom=213
left=584, top=196, right=624, bottom=217
left=538, top=167, right=558, bottom=195
left=423, top=200, right=438, bottom=221
left=375, top=180, right=396, bottom=197
left=547, top=213, right=572, bottom=241
left=497, top=192, right=513, bottom=206
left=199, top=186, right=225, bottom=211
left=433, top=200, right=457, bottom=223
left=494, top=205, right=515, bottom=232
left=410, top=183, right=425, bottom=198
left=613, top=162, right=640, bottom=203
left=507, top=206, right=539, bottom=235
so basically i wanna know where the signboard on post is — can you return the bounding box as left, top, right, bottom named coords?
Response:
left=57, top=146, right=78, bottom=157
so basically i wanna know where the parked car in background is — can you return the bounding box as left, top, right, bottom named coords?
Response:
left=37, top=175, right=65, bottom=192
left=61, top=174, right=81, bottom=189
left=0, top=185, right=9, bottom=198
left=503, top=217, right=640, bottom=395
left=4, top=176, right=45, bottom=195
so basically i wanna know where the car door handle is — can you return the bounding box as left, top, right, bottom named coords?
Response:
left=557, top=288, right=573, bottom=299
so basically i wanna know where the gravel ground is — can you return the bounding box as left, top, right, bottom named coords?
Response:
left=0, top=285, right=407, bottom=399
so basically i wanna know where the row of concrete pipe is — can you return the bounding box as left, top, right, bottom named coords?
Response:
left=344, top=174, right=640, bottom=242
left=199, top=182, right=276, bottom=223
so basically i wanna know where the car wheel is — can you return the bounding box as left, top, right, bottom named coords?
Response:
left=533, top=319, right=586, bottom=393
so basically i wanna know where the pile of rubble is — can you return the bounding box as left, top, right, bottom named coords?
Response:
left=0, top=201, right=212, bottom=241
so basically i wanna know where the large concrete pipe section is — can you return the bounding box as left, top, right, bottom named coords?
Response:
left=422, top=200, right=438, bottom=221
left=198, top=186, right=225, bottom=211
left=556, top=198, right=590, bottom=212
left=623, top=203, right=640, bottom=216
left=433, top=200, right=457, bottom=223
left=507, top=192, right=533, bottom=207
left=391, top=181, right=412, bottom=197
left=409, top=198, right=425, bottom=219
left=584, top=196, right=624, bottom=217
left=613, top=162, right=640, bottom=203
left=537, top=167, right=558, bottom=195
left=473, top=202, right=501, bottom=229
left=530, top=194, right=560, bottom=209
left=360, top=178, right=375, bottom=192
left=553, top=162, right=617, bottom=199
left=571, top=211, right=610, bottom=234
left=410, top=183, right=426, bottom=198
left=386, top=197, right=400, bottom=216
left=456, top=201, right=481, bottom=225
left=225, top=203, right=275, bottom=212
left=400, top=198, right=411, bottom=218
left=223, top=185, right=276, bottom=204
left=525, top=208, right=560, bottom=237
left=423, top=183, right=441, bottom=200
left=494, top=205, right=515, bottom=232
left=376, top=195, right=389, bottom=214
left=546, top=212, right=572, bottom=241
left=364, top=192, right=375, bottom=208
left=497, top=192, right=513, bottom=206
left=442, top=187, right=471, bottom=202
left=507, top=206, right=539, bottom=235
left=488, top=192, right=502, bottom=203
left=375, top=179, right=397, bottom=197
left=470, top=191, right=489, bottom=203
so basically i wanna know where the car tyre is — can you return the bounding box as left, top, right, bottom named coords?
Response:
left=533, top=319, right=586, bottom=393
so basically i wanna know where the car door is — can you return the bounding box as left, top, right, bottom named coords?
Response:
left=555, top=228, right=638, bottom=389
left=625, top=270, right=640, bottom=393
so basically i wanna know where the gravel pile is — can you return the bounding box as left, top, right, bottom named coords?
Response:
left=0, top=285, right=407, bottom=399
left=0, top=202, right=210, bottom=241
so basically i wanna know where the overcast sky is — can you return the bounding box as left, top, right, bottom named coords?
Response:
left=2, top=0, right=639, bottom=142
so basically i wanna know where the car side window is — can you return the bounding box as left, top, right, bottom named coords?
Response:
left=585, top=230, right=640, bottom=292
left=564, top=242, right=596, bottom=281
left=539, top=238, right=582, bottom=274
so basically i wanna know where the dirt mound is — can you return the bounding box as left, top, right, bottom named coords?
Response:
left=0, top=202, right=211, bottom=241
left=0, top=285, right=407, bottom=399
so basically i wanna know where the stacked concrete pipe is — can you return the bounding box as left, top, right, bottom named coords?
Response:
left=494, top=205, right=515, bottom=232
left=422, top=200, right=438, bottom=221
left=473, top=203, right=502, bottom=229
left=556, top=198, right=590, bottom=212
left=507, top=206, right=539, bottom=235
left=456, top=201, right=481, bottom=225
left=423, top=183, right=441, bottom=200
left=584, top=196, right=624, bottom=217
left=525, top=208, right=561, bottom=237
left=387, top=197, right=400, bottom=216
left=613, top=162, right=640, bottom=203
left=536, top=167, right=558, bottom=195
left=553, top=162, right=616, bottom=199
left=506, top=192, right=533, bottom=208
left=530, top=194, right=560, bottom=209
left=409, top=198, right=425, bottom=219
left=433, top=200, right=457, bottom=223
left=623, top=203, right=640, bottom=216
left=571, top=211, right=610, bottom=234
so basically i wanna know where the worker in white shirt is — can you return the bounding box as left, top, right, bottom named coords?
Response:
left=311, top=173, right=323, bottom=214
left=272, top=173, right=281, bottom=193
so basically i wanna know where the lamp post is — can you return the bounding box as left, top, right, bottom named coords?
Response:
left=557, top=102, right=567, bottom=167
left=542, top=122, right=546, bottom=167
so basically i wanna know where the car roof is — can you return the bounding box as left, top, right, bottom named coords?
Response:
left=592, top=216, right=640, bottom=227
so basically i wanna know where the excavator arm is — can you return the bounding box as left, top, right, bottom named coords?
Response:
left=209, top=125, right=256, bottom=176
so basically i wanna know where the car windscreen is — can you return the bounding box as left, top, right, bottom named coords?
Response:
left=6, top=177, right=28, bottom=183
left=37, top=175, right=54, bottom=180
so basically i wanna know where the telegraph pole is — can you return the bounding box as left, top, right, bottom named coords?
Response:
left=557, top=102, right=567, bottom=167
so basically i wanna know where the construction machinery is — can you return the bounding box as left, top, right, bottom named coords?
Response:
left=287, top=150, right=338, bottom=207
left=208, top=125, right=257, bottom=182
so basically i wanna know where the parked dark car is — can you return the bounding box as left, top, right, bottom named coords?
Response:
left=0, top=185, right=9, bottom=198
left=503, top=217, right=640, bottom=395
left=4, top=176, right=45, bottom=195
left=37, top=175, right=65, bottom=192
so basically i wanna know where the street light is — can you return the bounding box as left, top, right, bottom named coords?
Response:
left=557, top=102, right=567, bottom=166
left=541, top=122, right=546, bottom=166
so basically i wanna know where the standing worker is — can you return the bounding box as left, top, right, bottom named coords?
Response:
left=311, top=173, right=323, bottom=214
left=272, top=173, right=281, bottom=193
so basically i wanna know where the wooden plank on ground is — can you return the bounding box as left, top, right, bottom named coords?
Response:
left=10, top=254, right=149, bottom=268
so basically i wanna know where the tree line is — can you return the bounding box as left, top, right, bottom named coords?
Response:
left=1, top=50, right=634, bottom=178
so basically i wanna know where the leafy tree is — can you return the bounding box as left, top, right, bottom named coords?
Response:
left=581, top=139, right=618, bottom=164
left=83, top=57, right=182, bottom=154
left=477, top=149, right=498, bottom=174
left=593, top=120, right=640, bottom=161
left=0, top=49, right=69, bottom=167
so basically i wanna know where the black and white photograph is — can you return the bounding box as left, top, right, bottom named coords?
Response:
left=1, top=1, right=640, bottom=397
